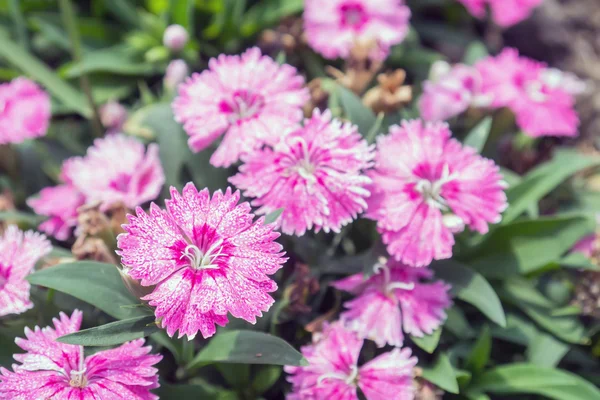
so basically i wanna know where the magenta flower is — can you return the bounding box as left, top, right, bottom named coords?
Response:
left=457, top=0, right=542, bottom=27
left=419, top=61, right=492, bottom=122
left=0, top=310, right=162, bottom=399
left=304, top=0, right=411, bottom=60
left=285, top=321, right=417, bottom=400
left=27, top=184, right=85, bottom=241
left=117, top=183, right=286, bottom=339
left=172, top=47, right=309, bottom=167
left=367, top=120, right=507, bottom=267
left=332, top=258, right=451, bottom=347
left=230, top=110, right=374, bottom=236
left=476, top=48, right=582, bottom=137
left=0, top=225, right=51, bottom=317
left=68, top=134, right=164, bottom=210
left=0, top=78, right=51, bottom=144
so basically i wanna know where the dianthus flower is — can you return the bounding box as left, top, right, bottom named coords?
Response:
left=419, top=61, right=492, bottom=122
left=457, top=0, right=542, bottom=27
left=229, top=110, right=374, bottom=236
left=332, top=258, right=451, bottom=347
left=367, top=120, right=507, bottom=267
left=0, top=310, right=162, bottom=399
left=68, top=134, right=164, bottom=210
left=172, top=47, right=309, bottom=167
left=0, top=78, right=51, bottom=144
left=475, top=48, right=582, bottom=137
left=303, top=0, right=411, bottom=60
left=117, top=183, right=286, bottom=339
left=285, top=321, right=417, bottom=400
left=0, top=225, right=51, bottom=317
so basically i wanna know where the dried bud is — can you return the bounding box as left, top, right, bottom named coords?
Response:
left=258, top=17, right=304, bottom=54
left=363, top=69, right=413, bottom=114
left=0, top=190, right=16, bottom=233
left=118, top=266, right=155, bottom=301
left=284, top=264, right=320, bottom=315
left=72, top=237, right=117, bottom=264
left=164, top=59, right=189, bottom=91
left=326, top=41, right=383, bottom=95
left=163, top=24, right=188, bottom=51
left=303, top=78, right=329, bottom=117
left=414, top=374, right=443, bottom=400
left=76, top=203, right=111, bottom=238
left=99, top=100, right=127, bottom=131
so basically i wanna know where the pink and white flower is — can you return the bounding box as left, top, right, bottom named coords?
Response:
left=304, top=0, right=411, bottom=60
left=332, top=258, right=451, bottom=347
left=0, top=225, right=51, bottom=317
left=457, top=0, right=543, bottom=28
left=285, top=321, right=417, bottom=400
left=172, top=47, right=309, bottom=167
left=419, top=60, right=492, bottom=122
left=0, top=310, right=162, bottom=399
left=163, top=24, right=188, bottom=51
left=68, top=134, right=164, bottom=210
left=99, top=100, right=128, bottom=133
left=0, top=78, right=51, bottom=145
left=475, top=48, right=581, bottom=137
left=117, top=183, right=286, bottom=339
left=367, top=120, right=507, bottom=267
left=229, top=109, right=374, bottom=236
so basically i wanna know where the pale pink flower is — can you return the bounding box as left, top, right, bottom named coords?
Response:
left=230, top=109, right=374, bottom=236
left=367, top=120, right=507, bottom=267
left=27, top=184, right=85, bottom=241
left=163, top=24, right=188, bottom=51
left=99, top=100, right=128, bottom=132
left=285, top=321, right=417, bottom=400
left=164, top=59, right=189, bottom=90
left=332, top=258, right=451, bottom=347
left=304, top=0, right=411, bottom=60
left=172, top=47, right=309, bottom=167
left=475, top=48, right=580, bottom=137
left=0, top=310, right=162, bottom=400
left=0, top=78, right=51, bottom=144
left=0, top=225, right=51, bottom=317
left=457, top=0, right=542, bottom=27
left=68, top=134, right=164, bottom=210
left=419, top=61, right=492, bottom=122
left=117, top=183, right=286, bottom=339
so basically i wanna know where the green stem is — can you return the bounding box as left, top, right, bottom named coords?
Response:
left=8, top=0, right=28, bottom=49
left=181, top=337, right=195, bottom=365
left=59, top=0, right=103, bottom=138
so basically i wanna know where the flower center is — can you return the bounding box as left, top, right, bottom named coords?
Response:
left=180, top=239, right=224, bottom=270
left=339, top=3, right=368, bottom=29
left=373, top=258, right=414, bottom=297
left=317, top=364, right=359, bottom=386
left=414, top=164, right=455, bottom=210
left=110, top=173, right=132, bottom=193
left=525, top=80, right=547, bottom=103
left=69, top=346, right=87, bottom=389
left=220, top=90, right=265, bottom=123
left=286, top=137, right=318, bottom=186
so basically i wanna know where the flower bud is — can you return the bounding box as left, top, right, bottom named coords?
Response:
left=118, top=266, right=155, bottom=301
left=164, top=59, right=189, bottom=90
left=99, top=101, right=127, bottom=131
left=163, top=24, right=188, bottom=51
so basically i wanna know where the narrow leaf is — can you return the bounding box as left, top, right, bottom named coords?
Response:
left=410, top=328, right=441, bottom=353
left=336, top=84, right=377, bottom=137
left=465, top=325, right=491, bottom=374
left=463, top=117, right=492, bottom=152
left=421, top=354, right=459, bottom=394
left=58, top=315, right=158, bottom=346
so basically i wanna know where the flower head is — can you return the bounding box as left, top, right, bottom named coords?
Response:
left=0, top=225, right=51, bottom=317
left=68, top=134, right=164, bottom=210
left=163, top=24, right=189, bottom=51
left=285, top=321, right=417, bottom=400
left=0, top=78, right=51, bottom=144
left=457, top=0, right=542, bottom=27
left=332, top=258, right=451, bottom=347
left=99, top=100, right=128, bottom=132
left=27, top=184, right=85, bottom=241
left=230, top=109, right=374, bottom=236
left=476, top=48, right=581, bottom=137
left=419, top=61, right=491, bottom=122
left=117, top=183, right=286, bottom=339
left=303, top=0, right=411, bottom=60
left=172, top=47, right=309, bottom=167
left=367, top=120, right=507, bottom=267
left=0, top=310, right=162, bottom=400
left=164, top=59, right=189, bottom=90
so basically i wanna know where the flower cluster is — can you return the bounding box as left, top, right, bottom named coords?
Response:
left=457, top=0, right=543, bottom=27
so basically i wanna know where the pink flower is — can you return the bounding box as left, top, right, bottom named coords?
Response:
left=419, top=61, right=492, bottom=122
left=0, top=310, right=162, bottom=400
left=68, top=134, right=164, bottom=209
left=27, top=184, right=85, bottom=241
left=457, top=0, right=542, bottom=27
left=303, top=0, right=411, bottom=60
left=172, top=47, right=309, bottom=167
left=164, top=59, right=189, bottom=90
left=229, top=110, right=374, bottom=236
left=332, top=258, right=451, bottom=347
left=367, top=120, right=507, bottom=267
left=99, top=100, right=128, bottom=132
left=163, top=24, right=188, bottom=51
left=285, top=321, right=417, bottom=400
left=0, top=225, right=51, bottom=317
left=117, top=183, right=286, bottom=339
left=0, top=78, right=51, bottom=144
left=475, top=48, right=581, bottom=137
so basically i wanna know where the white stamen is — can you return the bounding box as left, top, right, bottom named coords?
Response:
left=69, top=346, right=87, bottom=388
left=317, top=365, right=358, bottom=386
left=414, top=164, right=455, bottom=210
left=180, top=240, right=223, bottom=270
left=373, top=258, right=415, bottom=295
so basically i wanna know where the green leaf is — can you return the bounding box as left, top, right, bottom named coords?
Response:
left=154, top=381, right=235, bottom=399
left=431, top=260, right=506, bottom=327
left=463, top=41, right=489, bottom=65
left=527, top=331, right=569, bottom=367
left=503, top=150, right=600, bottom=223
left=559, top=251, right=599, bottom=270
left=410, top=328, right=441, bottom=353
left=465, top=325, right=491, bottom=374
left=241, top=0, right=303, bottom=36
left=421, top=354, right=459, bottom=394
left=170, top=0, right=195, bottom=31
left=0, top=34, right=90, bottom=117
left=63, top=46, right=156, bottom=77
left=366, top=112, right=384, bottom=144
left=252, top=365, right=282, bottom=395
left=187, top=330, right=306, bottom=370
left=0, top=210, right=44, bottom=226
left=471, top=363, right=600, bottom=400
left=464, top=117, right=492, bottom=153
left=336, top=84, right=377, bottom=137
left=103, top=0, right=140, bottom=27
left=27, top=261, right=148, bottom=320
left=58, top=315, right=159, bottom=346
left=264, top=208, right=284, bottom=225
left=445, top=306, right=476, bottom=338
left=217, top=364, right=251, bottom=389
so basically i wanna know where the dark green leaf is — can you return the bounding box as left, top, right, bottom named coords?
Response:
left=241, top=0, right=303, bottom=36
left=58, top=315, right=158, bottom=346
left=185, top=147, right=231, bottom=192
left=465, top=325, right=491, bottom=374
left=103, top=0, right=140, bottom=27
left=170, top=0, right=195, bottom=31
left=464, top=117, right=492, bottom=153
left=154, top=381, right=235, bottom=399
left=217, top=364, right=250, bottom=389
left=27, top=261, right=148, bottom=320
left=445, top=306, right=476, bottom=338
left=410, top=328, right=441, bottom=353
left=63, top=46, right=156, bottom=77
left=421, top=354, right=459, bottom=394
left=336, top=84, right=377, bottom=137
left=559, top=251, right=599, bottom=270
left=527, top=331, right=569, bottom=367
left=264, top=208, right=284, bottom=225
left=252, top=365, right=282, bottom=395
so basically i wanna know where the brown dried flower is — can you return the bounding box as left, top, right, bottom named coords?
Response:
left=363, top=69, right=413, bottom=114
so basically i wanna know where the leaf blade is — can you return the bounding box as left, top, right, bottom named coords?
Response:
left=58, top=315, right=158, bottom=346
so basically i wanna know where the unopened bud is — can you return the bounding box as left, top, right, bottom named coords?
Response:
left=164, top=59, right=189, bottom=90
left=99, top=101, right=127, bottom=131
left=163, top=24, right=188, bottom=51
left=118, top=266, right=155, bottom=301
